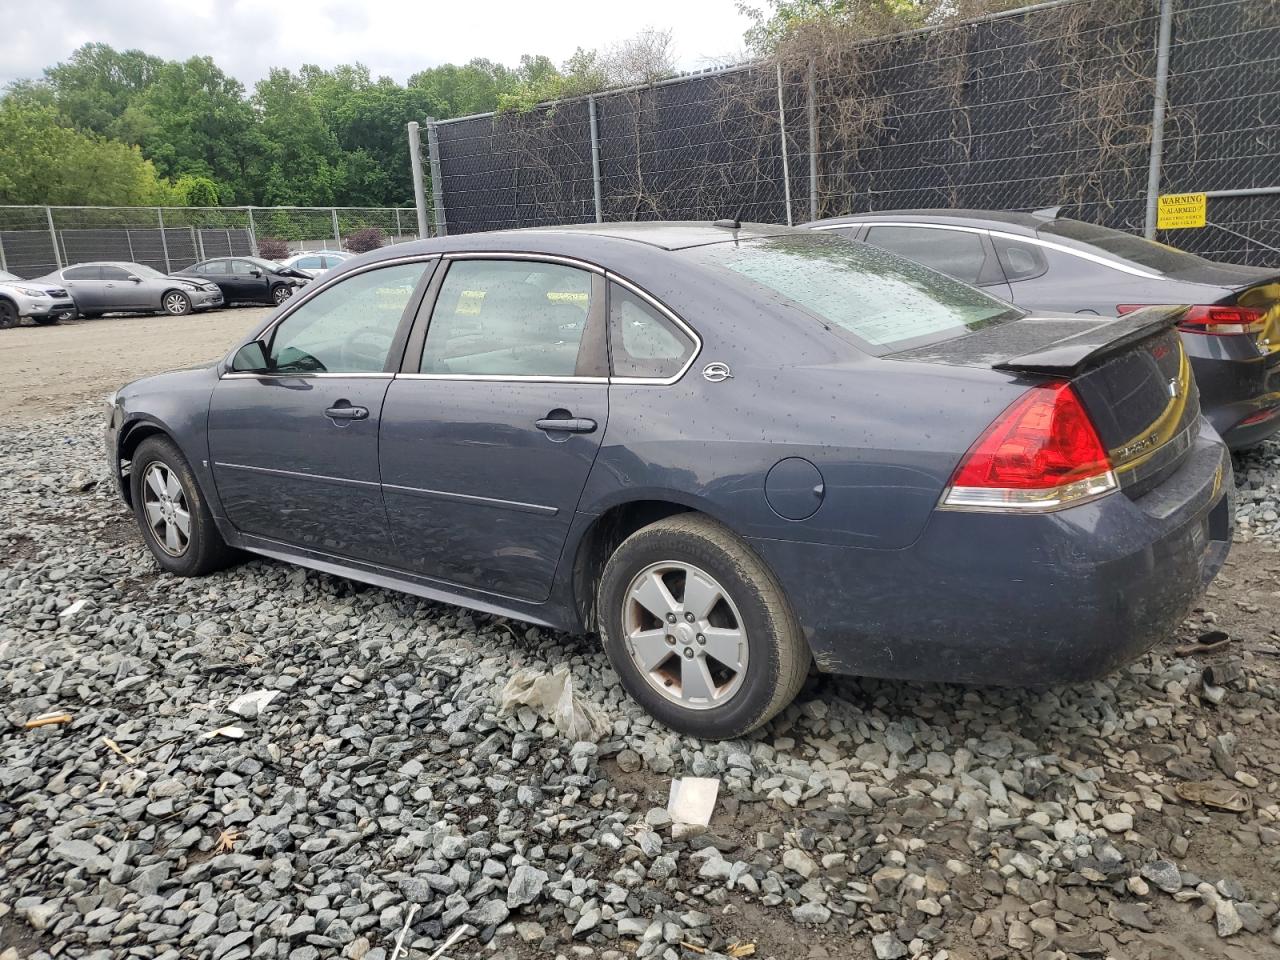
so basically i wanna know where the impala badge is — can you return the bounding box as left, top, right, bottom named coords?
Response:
left=702, top=362, right=733, bottom=383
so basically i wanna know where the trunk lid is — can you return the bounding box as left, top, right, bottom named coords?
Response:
left=1223, top=275, right=1280, bottom=358
left=890, top=307, right=1199, bottom=496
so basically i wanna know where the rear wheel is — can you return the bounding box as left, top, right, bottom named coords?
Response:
left=0, top=300, right=17, bottom=329
left=271, top=284, right=293, bottom=305
left=597, top=514, right=809, bottom=739
left=129, top=435, right=238, bottom=576
left=162, top=291, right=192, bottom=316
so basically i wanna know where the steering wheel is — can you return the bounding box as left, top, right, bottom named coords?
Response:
left=340, top=328, right=393, bottom=372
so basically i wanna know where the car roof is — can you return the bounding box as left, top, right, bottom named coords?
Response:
left=806, top=209, right=1049, bottom=235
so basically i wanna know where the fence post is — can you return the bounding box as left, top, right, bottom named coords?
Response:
left=807, top=59, right=819, bottom=222
left=776, top=64, right=794, bottom=227
left=246, top=207, right=259, bottom=257
left=157, top=208, right=172, bottom=273
left=1143, top=0, right=1175, bottom=239
left=331, top=209, right=342, bottom=249
left=0, top=232, right=7, bottom=273
left=589, top=96, right=603, bottom=223
left=394, top=207, right=403, bottom=239
left=407, top=122, right=431, bottom=239
left=192, top=226, right=204, bottom=262
left=426, top=119, right=448, bottom=237
left=125, top=229, right=136, bottom=262
left=46, top=206, right=63, bottom=270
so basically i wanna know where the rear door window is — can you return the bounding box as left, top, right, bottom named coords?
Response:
left=864, top=225, right=987, bottom=284
left=690, top=233, right=1021, bottom=354
left=420, top=259, right=595, bottom=377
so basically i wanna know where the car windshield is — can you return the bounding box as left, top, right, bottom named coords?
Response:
left=128, top=264, right=168, bottom=279
left=0, top=271, right=19, bottom=282
left=1038, top=219, right=1217, bottom=274
left=246, top=257, right=280, bottom=270
left=688, top=233, right=1021, bottom=354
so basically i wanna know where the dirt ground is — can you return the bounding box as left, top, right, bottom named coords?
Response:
left=0, top=307, right=274, bottom=422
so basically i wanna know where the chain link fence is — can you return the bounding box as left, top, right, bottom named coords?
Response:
left=0, top=206, right=424, bottom=279
left=427, top=0, right=1278, bottom=266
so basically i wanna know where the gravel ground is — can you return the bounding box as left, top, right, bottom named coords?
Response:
left=2, top=409, right=1279, bottom=960
left=0, top=308, right=273, bottom=424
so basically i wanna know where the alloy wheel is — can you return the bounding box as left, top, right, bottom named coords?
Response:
left=0, top=301, right=17, bottom=329
left=163, top=292, right=191, bottom=315
left=622, top=561, right=749, bottom=710
left=142, top=462, right=191, bottom=556
left=273, top=285, right=293, bottom=304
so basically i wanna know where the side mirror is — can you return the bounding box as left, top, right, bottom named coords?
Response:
left=250, top=268, right=262, bottom=277
left=127, top=275, right=142, bottom=283
left=230, top=341, right=269, bottom=373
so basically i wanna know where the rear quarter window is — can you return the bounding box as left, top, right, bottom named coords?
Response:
left=689, top=233, right=1021, bottom=354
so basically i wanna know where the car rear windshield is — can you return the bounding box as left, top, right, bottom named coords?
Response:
left=688, top=233, right=1021, bottom=353
left=1038, top=219, right=1216, bottom=274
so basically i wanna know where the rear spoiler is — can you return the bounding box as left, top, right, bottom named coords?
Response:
left=992, top=305, right=1184, bottom=376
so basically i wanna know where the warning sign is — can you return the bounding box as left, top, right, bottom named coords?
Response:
left=1157, top=193, right=1207, bottom=230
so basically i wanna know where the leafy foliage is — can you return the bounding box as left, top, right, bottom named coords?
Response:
left=1, top=33, right=683, bottom=207
left=256, top=237, right=290, bottom=260
left=343, top=227, right=387, bottom=253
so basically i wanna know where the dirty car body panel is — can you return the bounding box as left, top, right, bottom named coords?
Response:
left=107, top=224, right=1233, bottom=688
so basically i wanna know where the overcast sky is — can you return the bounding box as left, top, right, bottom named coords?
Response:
left=0, top=0, right=755, bottom=91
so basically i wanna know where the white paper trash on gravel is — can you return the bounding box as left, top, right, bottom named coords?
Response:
left=499, top=664, right=611, bottom=742
left=667, top=777, right=720, bottom=826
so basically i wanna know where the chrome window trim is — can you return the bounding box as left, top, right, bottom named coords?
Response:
left=222, top=372, right=394, bottom=380
left=395, top=374, right=608, bottom=384
left=605, top=271, right=703, bottom=386
left=218, top=254, right=441, bottom=379
left=443, top=250, right=606, bottom=274
left=812, top=221, right=1162, bottom=279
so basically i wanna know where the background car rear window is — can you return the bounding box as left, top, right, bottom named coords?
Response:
left=691, top=234, right=1020, bottom=353
left=266, top=262, right=427, bottom=374
left=420, top=260, right=592, bottom=377
left=864, top=225, right=987, bottom=283
left=1038, top=218, right=1216, bottom=273
left=609, top=283, right=694, bottom=379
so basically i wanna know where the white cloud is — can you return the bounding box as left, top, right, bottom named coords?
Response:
left=0, top=0, right=754, bottom=94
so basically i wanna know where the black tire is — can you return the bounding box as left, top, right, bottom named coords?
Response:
left=161, top=290, right=192, bottom=316
left=597, top=514, right=809, bottom=739
left=32, top=314, right=60, bottom=326
left=129, top=435, right=238, bottom=576
left=271, top=284, right=293, bottom=305
left=0, top=300, right=17, bottom=329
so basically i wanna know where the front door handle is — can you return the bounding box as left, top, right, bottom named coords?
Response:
left=325, top=401, right=369, bottom=421
left=535, top=416, right=597, bottom=434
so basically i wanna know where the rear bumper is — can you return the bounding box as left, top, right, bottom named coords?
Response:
left=751, top=427, right=1233, bottom=686
left=1187, top=339, right=1280, bottom=449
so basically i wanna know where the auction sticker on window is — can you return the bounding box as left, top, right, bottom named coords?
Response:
left=1157, top=193, right=1206, bottom=230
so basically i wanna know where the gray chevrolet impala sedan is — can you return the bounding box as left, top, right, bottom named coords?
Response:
left=106, top=222, right=1233, bottom=739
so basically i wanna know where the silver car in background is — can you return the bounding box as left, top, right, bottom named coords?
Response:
left=276, top=250, right=353, bottom=279
left=0, top=270, right=78, bottom=328
left=32, top=262, right=224, bottom=318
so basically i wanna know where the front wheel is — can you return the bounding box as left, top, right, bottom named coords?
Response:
left=271, top=284, right=293, bottom=305
left=162, top=291, right=192, bottom=316
left=0, top=300, right=17, bottom=329
left=597, top=514, right=810, bottom=739
left=129, top=435, right=238, bottom=576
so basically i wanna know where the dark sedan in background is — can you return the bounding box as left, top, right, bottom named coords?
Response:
left=177, top=256, right=310, bottom=306
left=105, top=223, right=1231, bottom=738
left=807, top=210, right=1280, bottom=449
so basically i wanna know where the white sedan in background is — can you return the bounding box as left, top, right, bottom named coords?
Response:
left=275, top=251, right=353, bottom=278
left=0, top=269, right=78, bottom=328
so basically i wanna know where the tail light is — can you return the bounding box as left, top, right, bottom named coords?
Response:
left=1117, top=304, right=1265, bottom=335
left=941, top=381, right=1117, bottom=512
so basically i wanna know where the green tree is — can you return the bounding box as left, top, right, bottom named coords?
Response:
left=40, top=43, right=165, bottom=138
left=174, top=175, right=220, bottom=206
left=0, top=101, right=173, bottom=205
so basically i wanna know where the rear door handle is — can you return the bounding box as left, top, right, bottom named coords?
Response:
left=325, top=402, right=369, bottom=421
left=535, top=417, right=597, bottom=433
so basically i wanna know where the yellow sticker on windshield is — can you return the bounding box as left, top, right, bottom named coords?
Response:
left=1157, top=193, right=1206, bottom=230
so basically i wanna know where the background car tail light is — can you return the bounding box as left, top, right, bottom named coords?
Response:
left=941, top=381, right=1117, bottom=511
left=1117, top=303, right=1265, bottom=335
